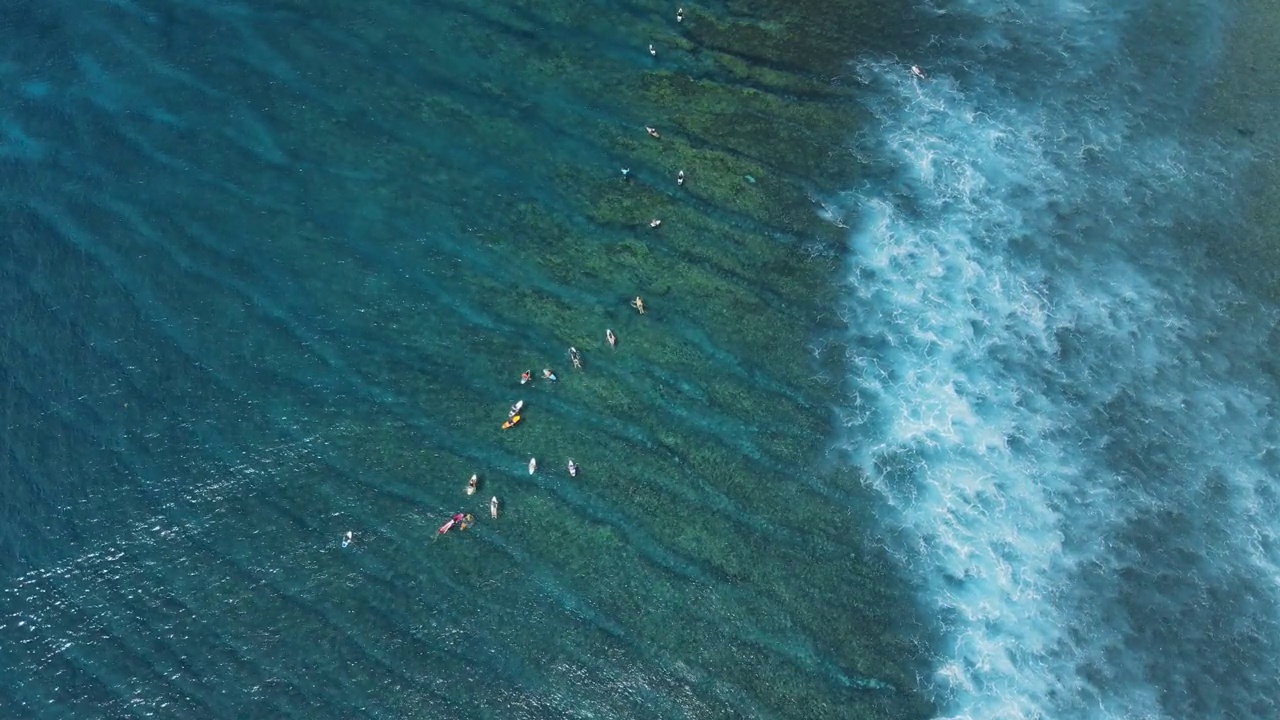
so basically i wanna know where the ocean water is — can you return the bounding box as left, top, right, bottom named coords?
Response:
left=3, top=0, right=1279, bottom=719
left=833, top=0, right=1280, bottom=718
left=0, top=0, right=926, bottom=719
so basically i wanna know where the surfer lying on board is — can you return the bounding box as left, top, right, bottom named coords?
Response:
left=436, top=513, right=465, bottom=540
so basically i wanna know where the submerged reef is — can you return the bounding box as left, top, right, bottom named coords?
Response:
left=183, top=0, right=939, bottom=716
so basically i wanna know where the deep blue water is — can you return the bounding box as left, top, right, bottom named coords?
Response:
left=3, top=0, right=1280, bottom=718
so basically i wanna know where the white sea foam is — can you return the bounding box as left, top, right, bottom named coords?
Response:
left=836, top=8, right=1280, bottom=716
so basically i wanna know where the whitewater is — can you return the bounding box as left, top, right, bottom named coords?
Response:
left=833, top=0, right=1280, bottom=718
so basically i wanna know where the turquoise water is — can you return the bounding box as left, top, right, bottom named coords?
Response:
left=7, top=0, right=1280, bottom=718
left=0, top=0, right=927, bottom=718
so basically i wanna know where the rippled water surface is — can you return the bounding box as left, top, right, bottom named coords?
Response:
left=5, top=0, right=1280, bottom=719
left=0, top=0, right=929, bottom=718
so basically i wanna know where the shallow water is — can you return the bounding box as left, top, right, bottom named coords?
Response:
left=0, top=0, right=927, bottom=718
left=6, top=0, right=1280, bottom=718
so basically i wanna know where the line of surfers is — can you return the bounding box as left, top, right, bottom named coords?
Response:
left=340, top=303, right=645, bottom=548
left=396, top=57, right=930, bottom=548
left=427, top=297, right=645, bottom=543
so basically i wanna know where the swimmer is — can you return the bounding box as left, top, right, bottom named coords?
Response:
left=606, top=328, right=616, bottom=349
left=342, top=531, right=353, bottom=548
left=646, top=126, right=661, bottom=139
left=631, top=296, right=646, bottom=314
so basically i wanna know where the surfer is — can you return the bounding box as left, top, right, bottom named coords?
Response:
left=606, top=329, right=616, bottom=349
left=490, top=496, right=499, bottom=519
left=436, top=513, right=465, bottom=540
left=509, top=400, right=524, bottom=418
left=520, top=370, right=532, bottom=385
left=467, top=474, right=478, bottom=495
left=569, top=347, right=582, bottom=370
left=542, top=368, right=558, bottom=382
left=567, top=459, right=579, bottom=477
left=631, top=296, right=646, bottom=314
left=342, top=531, right=353, bottom=548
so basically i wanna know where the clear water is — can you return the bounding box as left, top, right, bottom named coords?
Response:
left=0, top=0, right=923, bottom=718
left=3, top=0, right=1279, bottom=718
